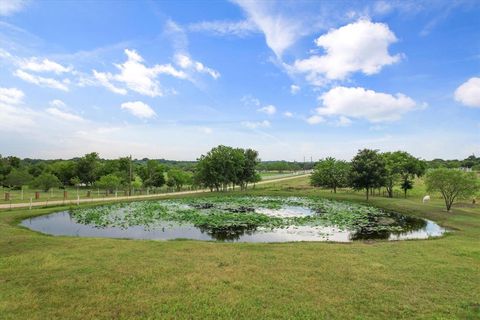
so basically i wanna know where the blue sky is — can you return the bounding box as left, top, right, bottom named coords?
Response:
left=0, top=0, right=479, bottom=160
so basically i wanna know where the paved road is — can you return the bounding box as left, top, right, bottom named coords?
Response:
left=0, top=173, right=310, bottom=210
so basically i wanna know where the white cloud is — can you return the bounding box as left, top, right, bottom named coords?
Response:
left=0, top=0, right=27, bottom=16
left=316, top=86, right=418, bottom=123
left=0, top=87, right=24, bottom=104
left=454, top=77, right=480, bottom=108
left=49, top=99, right=66, bottom=108
left=257, top=104, right=276, bottom=115
left=232, top=0, right=306, bottom=57
left=292, top=19, right=401, bottom=84
left=92, top=70, right=127, bottom=95
left=46, top=107, right=84, bottom=122
left=14, top=69, right=69, bottom=91
left=242, top=120, right=271, bottom=129
left=188, top=20, right=257, bottom=37
left=120, top=101, right=156, bottom=119
left=20, top=58, right=71, bottom=74
left=334, top=116, right=352, bottom=127
left=241, top=95, right=261, bottom=107
left=94, top=49, right=187, bottom=97
left=306, top=115, right=325, bottom=125
left=290, top=84, right=300, bottom=95
left=174, top=54, right=220, bottom=79
left=284, top=111, right=293, bottom=117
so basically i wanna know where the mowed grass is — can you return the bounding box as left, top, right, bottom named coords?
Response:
left=1, top=176, right=479, bottom=319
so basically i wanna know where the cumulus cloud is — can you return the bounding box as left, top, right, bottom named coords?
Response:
left=284, top=111, right=293, bottom=117
left=0, top=0, right=27, bottom=16
left=315, top=86, right=418, bottom=123
left=14, top=69, right=70, bottom=91
left=257, top=104, right=276, bottom=115
left=94, top=49, right=187, bottom=97
left=454, top=77, right=480, bottom=108
left=242, top=120, right=271, bottom=129
left=120, top=101, right=156, bottom=119
left=174, top=53, right=220, bottom=79
left=292, top=20, right=401, bottom=84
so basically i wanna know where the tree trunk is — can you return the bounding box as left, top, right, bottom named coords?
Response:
left=366, top=188, right=369, bottom=201
left=404, top=189, right=407, bottom=199
left=333, top=186, right=337, bottom=193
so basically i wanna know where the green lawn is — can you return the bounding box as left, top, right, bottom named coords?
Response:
left=1, top=176, right=479, bottom=319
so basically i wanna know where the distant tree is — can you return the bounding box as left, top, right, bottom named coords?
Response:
left=33, top=173, right=61, bottom=192
left=4, top=169, right=33, bottom=189
left=95, top=174, right=122, bottom=193
left=350, top=149, right=387, bottom=200
left=167, top=169, right=192, bottom=191
left=77, top=152, right=100, bottom=185
left=425, top=168, right=479, bottom=212
left=383, top=151, right=426, bottom=198
left=50, top=160, right=77, bottom=186
left=138, top=160, right=166, bottom=188
left=310, top=157, right=350, bottom=193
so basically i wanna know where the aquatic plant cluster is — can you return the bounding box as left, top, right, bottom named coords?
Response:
left=70, top=196, right=421, bottom=236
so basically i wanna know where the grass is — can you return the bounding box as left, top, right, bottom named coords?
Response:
left=1, top=176, right=479, bottom=319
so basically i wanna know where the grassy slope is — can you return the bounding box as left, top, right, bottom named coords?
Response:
left=1, top=176, right=479, bottom=319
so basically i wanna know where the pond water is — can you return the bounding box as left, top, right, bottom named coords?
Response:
left=20, top=199, right=446, bottom=242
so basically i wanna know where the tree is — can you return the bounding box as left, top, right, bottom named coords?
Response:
left=95, top=174, right=122, bottom=193
left=138, top=160, right=166, bottom=188
left=310, top=157, right=350, bottom=193
left=425, top=168, right=479, bottom=212
left=194, top=145, right=260, bottom=191
left=4, top=169, right=33, bottom=189
left=33, top=173, right=61, bottom=192
left=77, top=152, right=99, bottom=185
left=383, top=151, right=426, bottom=198
left=167, top=169, right=192, bottom=191
left=50, top=160, right=77, bottom=186
left=350, top=149, right=387, bottom=200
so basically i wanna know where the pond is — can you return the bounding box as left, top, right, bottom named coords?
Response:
left=20, top=196, right=446, bottom=243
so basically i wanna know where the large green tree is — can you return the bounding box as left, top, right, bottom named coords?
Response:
left=33, top=173, right=61, bottom=192
left=425, top=168, right=479, bottom=212
left=77, top=152, right=100, bottom=186
left=138, top=160, right=166, bottom=188
left=310, top=157, right=350, bottom=193
left=383, top=151, right=426, bottom=198
left=95, top=174, right=123, bottom=193
left=4, top=169, right=33, bottom=189
left=350, top=149, right=387, bottom=200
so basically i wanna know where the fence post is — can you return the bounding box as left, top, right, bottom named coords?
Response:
left=29, top=197, right=32, bottom=210
left=77, top=195, right=80, bottom=206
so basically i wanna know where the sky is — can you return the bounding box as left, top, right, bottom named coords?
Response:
left=0, top=0, right=479, bottom=161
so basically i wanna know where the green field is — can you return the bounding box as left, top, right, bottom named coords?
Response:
left=1, top=176, right=479, bottom=319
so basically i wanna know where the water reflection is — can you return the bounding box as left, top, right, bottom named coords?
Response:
left=21, top=209, right=446, bottom=243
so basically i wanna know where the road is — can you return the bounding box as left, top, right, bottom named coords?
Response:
left=0, top=173, right=310, bottom=210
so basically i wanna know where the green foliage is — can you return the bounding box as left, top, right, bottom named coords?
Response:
left=350, top=149, right=387, bottom=200
left=167, top=169, right=192, bottom=191
left=95, top=174, right=123, bottom=192
left=33, top=172, right=61, bottom=192
left=425, top=168, right=479, bottom=211
left=194, top=145, right=260, bottom=191
left=310, top=157, right=350, bottom=193
left=77, top=152, right=100, bottom=185
left=383, top=151, right=426, bottom=198
left=137, top=160, right=166, bottom=188
left=3, top=169, right=33, bottom=189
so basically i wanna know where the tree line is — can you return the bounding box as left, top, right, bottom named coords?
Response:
left=311, top=149, right=479, bottom=211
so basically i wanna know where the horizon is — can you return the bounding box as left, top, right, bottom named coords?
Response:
left=1, top=0, right=479, bottom=161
